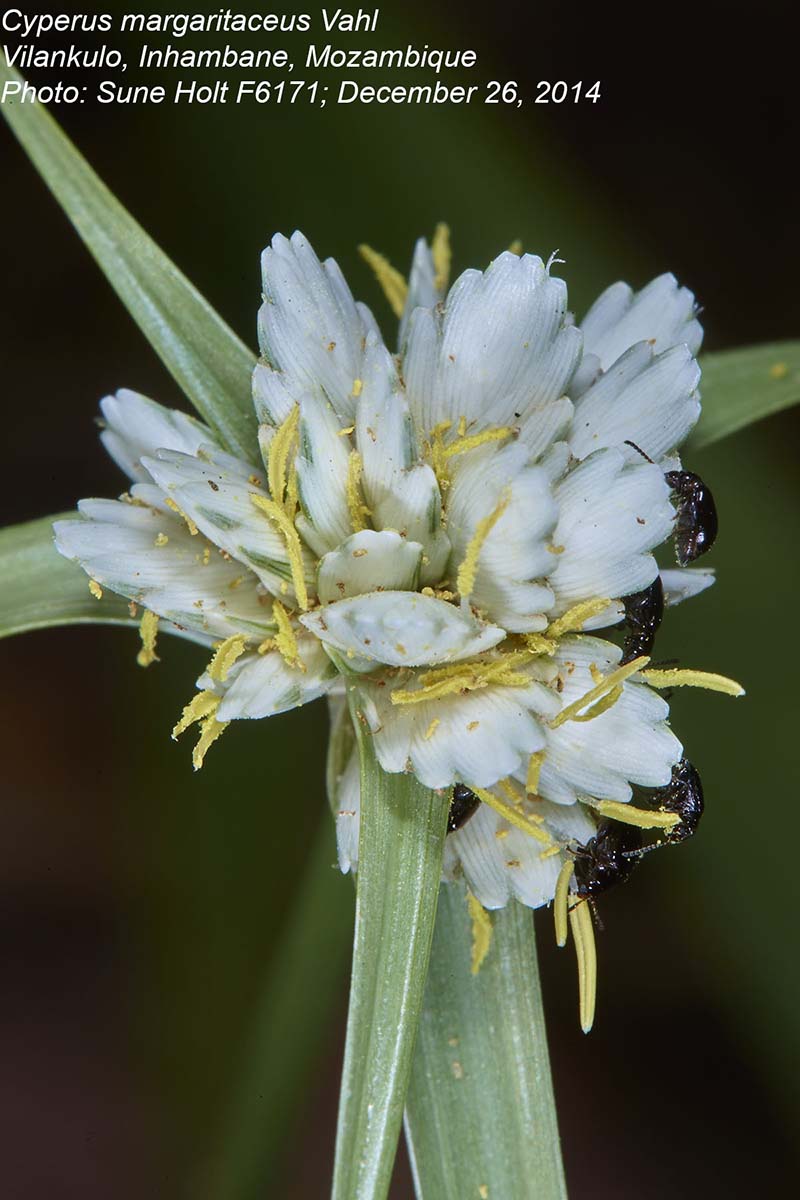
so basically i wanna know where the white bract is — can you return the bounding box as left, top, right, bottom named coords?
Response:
left=56, top=228, right=735, bottom=919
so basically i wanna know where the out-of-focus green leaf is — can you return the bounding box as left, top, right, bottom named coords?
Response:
left=0, top=514, right=134, bottom=637
left=0, top=61, right=257, bottom=461
left=405, top=884, right=567, bottom=1200
left=209, top=812, right=352, bottom=1200
left=692, top=341, right=800, bottom=449
left=332, top=710, right=449, bottom=1200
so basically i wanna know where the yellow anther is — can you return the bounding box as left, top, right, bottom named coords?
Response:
left=351, top=379, right=363, bottom=398
left=250, top=493, right=309, bottom=611
left=136, top=610, right=159, bottom=667
left=172, top=689, right=219, bottom=739
left=523, top=633, right=557, bottom=656
left=442, top=426, right=515, bottom=462
left=550, top=656, right=649, bottom=728
left=346, top=450, right=371, bottom=533
left=554, top=858, right=573, bottom=948
left=285, top=457, right=299, bottom=519
left=431, top=222, right=452, bottom=293
left=640, top=668, right=745, bottom=698
left=338, top=424, right=356, bottom=437
left=569, top=899, right=597, bottom=1033
left=423, top=717, right=440, bottom=740
left=391, top=650, right=534, bottom=706
left=456, top=488, right=512, bottom=599
left=457, top=415, right=467, bottom=437
left=272, top=598, right=305, bottom=671
left=267, top=404, right=300, bottom=513
left=546, top=597, right=612, bottom=639
left=192, top=716, right=229, bottom=771
left=571, top=684, right=624, bottom=723
left=472, top=787, right=552, bottom=846
left=358, top=244, right=408, bottom=317
left=206, top=634, right=248, bottom=683
left=467, top=889, right=493, bottom=975
left=164, top=496, right=199, bottom=536
left=257, top=637, right=277, bottom=655
left=499, top=776, right=526, bottom=807
left=526, top=750, right=545, bottom=795
left=154, top=532, right=169, bottom=547
left=589, top=799, right=681, bottom=830
left=508, top=239, right=523, bottom=256
left=88, top=579, right=103, bottom=600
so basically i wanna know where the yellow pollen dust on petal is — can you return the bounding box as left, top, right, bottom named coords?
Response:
left=266, top=404, right=300, bottom=513
left=471, top=787, right=552, bottom=846
left=550, top=656, right=649, bottom=728
left=467, top=889, right=493, bottom=975
left=136, top=610, right=159, bottom=668
left=154, top=532, right=169, bottom=547
left=164, top=496, right=199, bottom=536
left=358, top=244, right=408, bottom=318
left=272, top=598, right=305, bottom=671
left=346, top=449, right=371, bottom=533
left=431, top=222, right=452, bottom=293
left=351, top=379, right=363, bottom=399
left=192, top=716, right=229, bottom=771
left=639, top=668, right=745, bottom=698
left=554, top=858, right=574, bottom=948
left=569, top=898, right=597, bottom=1034
left=172, top=689, right=219, bottom=739
left=526, top=750, right=546, bottom=795
left=88, top=579, right=103, bottom=600
left=589, top=798, right=681, bottom=831
left=423, top=717, right=440, bottom=740
left=206, top=633, right=248, bottom=683
left=250, top=493, right=309, bottom=611
left=456, top=488, right=512, bottom=600
left=338, top=424, right=356, bottom=438
left=546, top=597, right=612, bottom=640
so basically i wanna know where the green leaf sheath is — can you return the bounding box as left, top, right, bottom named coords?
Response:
left=405, top=888, right=567, bottom=1200
left=209, top=813, right=353, bottom=1200
left=0, top=62, right=258, bottom=462
left=691, top=341, right=800, bottom=450
left=332, top=718, right=450, bottom=1200
left=0, top=514, right=134, bottom=637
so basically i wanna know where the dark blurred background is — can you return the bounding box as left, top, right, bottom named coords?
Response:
left=1, top=1, right=798, bottom=1195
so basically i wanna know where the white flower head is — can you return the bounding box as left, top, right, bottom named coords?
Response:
left=56, top=228, right=743, bottom=977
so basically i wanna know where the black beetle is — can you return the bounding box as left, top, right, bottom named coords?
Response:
left=653, top=757, right=704, bottom=843
left=448, top=783, right=481, bottom=833
left=621, top=575, right=664, bottom=664
left=624, top=440, right=718, bottom=566
left=572, top=820, right=644, bottom=898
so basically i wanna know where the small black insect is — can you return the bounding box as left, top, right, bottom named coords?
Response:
left=572, top=820, right=643, bottom=898
left=448, top=783, right=481, bottom=833
left=624, top=440, right=718, bottom=566
left=621, top=575, right=664, bottom=664
left=653, top=757, right=704, bottom=844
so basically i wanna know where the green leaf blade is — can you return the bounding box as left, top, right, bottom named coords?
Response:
left=0, top=514, right=135, bottom=638
left=405, top=886, right=567, bottom=1200
left=0, top=61, right=257, bottom=461
left=692, top=341, right=800, bottom=450
left=332, top=720, right=450, bottom=1200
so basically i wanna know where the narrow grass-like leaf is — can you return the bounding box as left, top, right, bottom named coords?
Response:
left=405, top=885, right=567, bottom=1200
left=332, top=707, right=450, bottom=1200
left=0, top=62, right=257, bottom=461
left=209, top=812, right=353, bottom=1200
left=691, top=341, right=800, bottom=450
left=0, top=514, right=134, bottom=637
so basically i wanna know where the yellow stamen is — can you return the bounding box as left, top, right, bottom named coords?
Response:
left=570, top=684, right=624, bottom=723
left=272, top=598, right=305, bottom=671
left=346, top=450, right=371, bottom=533
left=499, top=776, right=524, bottom=806
left=88, top=579, right=103, bottom=600
left=546, top=597, right=612, bottom=639
left=206, top=634, right=248, bottom=683
left=266, top=404, right=300, bottom=512
left=472, top=787, right=552, bottom=846
left=554, top=859, right=573, bottom=948
left=550, top=656, right=649, bottom=728
left=456, top=489, right=512, bottom=599
left=390, top=649, right=534, bottom=706
left=467, top=889, right=493, bottom=975
left=526, top=750, right=546, bottom=795
left=338, top=424, right=356, bottom=437
left=358, top=244, right=408, bottom=317
left=640, top=668, right=745, bottom=698
left=523, top=633, right=557, bottom=656
left=569, top=899, right=597, bottom=1033
left=423, top=717, right=440, bottom=740
left=172, top=689, right=219, bottom=739
left=257, top=637, right=277, bottom=655
left=432, top=222, right=452, bottom=293
left=508, top=239, right=523, bottom=256
left=589, top=799, right=681, bottom=830
left=192, top=716, right=229, bottom=771
left=164, top=496, right=199, bottom=536
left=250, top=493, right=309, bottom=611
left=136, top=610, right=159, bottom=667
left=442, top=426, right=515, bottom=461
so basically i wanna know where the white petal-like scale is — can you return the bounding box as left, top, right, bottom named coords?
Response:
left=300, top=591, right=505, bottom=668
left=317, top=530, right=422, bottom=603
left=580, top=273, right=703, bottom=369
left=99, top=389, right=218, bottom=482
left=569, top=342, right=701, bottom=464
left=54, top=500, right=274, bottom=642
left=548, top=449, right=675, bottom=610
left=334, top=751, right=361, bottom=873
left=214, top=635, right=337, bottom=720
left=399, top=237, right=440, bottom=348
left=295, top=391, right=353, bottom=557
left=661, top=567, right=715, bottom=606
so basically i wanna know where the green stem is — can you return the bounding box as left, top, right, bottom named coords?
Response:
left=405, top=885, right=567, bottom=1200
left=332, top=710, right=450, bottom=1200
